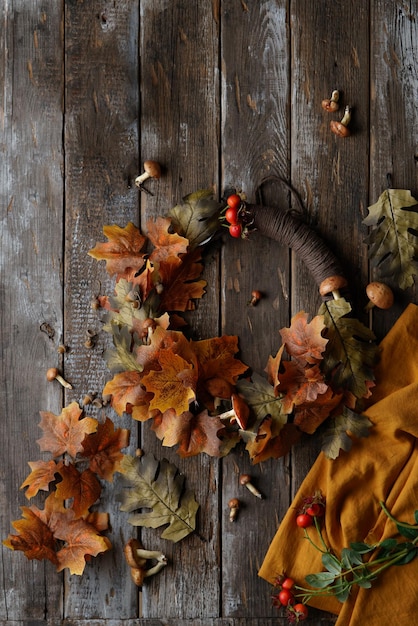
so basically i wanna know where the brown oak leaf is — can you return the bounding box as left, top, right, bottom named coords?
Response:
left=294, top=388, right=344, bottom=434
left=88, top=222, right=147, bottom=279
left=55, top=464, right=102, bottom=518
left=158, top=248, right=206, bottom=312
left=81, top=416, right=130, bottom=481
left=277, top=361, right=329, bottom=413
left=151, top=408, right=231, bottom=458
left=191, top=335, right=249, bottom=384
left=245, top=419, right=301, bottom=464
left=146, top=216, right=189, bottom=262
left=37, top=402, right=98, bottom=459
left=3, top=504, right=59, bottom=566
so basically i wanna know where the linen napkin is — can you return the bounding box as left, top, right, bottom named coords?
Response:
left=259, top=303, right=418, bottom=625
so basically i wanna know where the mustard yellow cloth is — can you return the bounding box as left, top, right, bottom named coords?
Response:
left=259, top=303, right=418, bottom=625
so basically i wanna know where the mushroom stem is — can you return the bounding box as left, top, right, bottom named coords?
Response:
left=135, top=171, right=152, bottom=186
left=321, top=90, right=340, bottom=112
left=228, top=498, right=240, bottom=522
left=136, top=548, right=167, bottom=562
left=144, top=559, right=167, bottom=577
left=46, top=367, right=72, bottom=389
left=340, top=105, right=351, bottom=126
left=240, top=474, right=263, bottom=499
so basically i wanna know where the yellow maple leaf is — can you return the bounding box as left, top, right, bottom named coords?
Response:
left=141, top=350, right=196, bottom=414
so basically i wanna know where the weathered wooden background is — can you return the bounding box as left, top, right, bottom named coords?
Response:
left=1, top=1, right=417, bottom=624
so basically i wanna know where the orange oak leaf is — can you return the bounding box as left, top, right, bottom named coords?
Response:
left=245, top=419, right=301, bottom=464
left=88, top=222, right=147, bottom=279
left=37, top=402, right=98, bottom=459
left=279, top=311, right=328, bottom=365
left=51, top=510, right=111, bottom=575
left=277, top=361, right=329, bottom=413
left=158, top=248, right=206, bottom=312
left=191, top=335, right=249, bottom=385
left=81, top=417, right=130, bottom=481
left=141, top=350, right=197, bottom=414
left=151, top=408, right=231, bottom=458
left=103, top=371, right=152, bottom=418
left=55, top=464, right=102, bottom=518
left=146, top=216, right=189, bottom=262
left=3, top=504, right=58, bottom=566
left=20, top=459, right=60, bottom=499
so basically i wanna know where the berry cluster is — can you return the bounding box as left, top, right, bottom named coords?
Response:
left=296, top=490, right=326, bottom=529
left=272, top=575, right=308, bottom=623
left=224, top=193, right=244, bottom=238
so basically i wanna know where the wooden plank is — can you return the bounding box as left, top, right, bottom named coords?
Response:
left=220, top=0, right=292, bottom=619
left=369, top=0, right=418, bottom=339
left=289, top=0, right=370, bottom=475
left=137, top=1, right=221, bottom=619
left=0, top=2, right=63, bottom=620
left=0, top=619, right=337, bottom=626
left=63, top=0, right=140, bottom=619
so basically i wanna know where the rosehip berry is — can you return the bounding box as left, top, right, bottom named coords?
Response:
left=278, top=589, right=295, bottom=606
left=282, top=577, right=295, bottom=590
left=229, top=223, right=242, bottom=238
left=296, top=513, right=313, bottom=528
left=226, top=193, right=241, bottom=210
left=225, top=206, right=239, bottom=225
left=306, top=503, right=324, bottom=517
left=293, top=603, right=309, bottom=620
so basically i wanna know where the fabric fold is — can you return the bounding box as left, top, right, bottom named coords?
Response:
left=259, top=303, right=418, bottom=625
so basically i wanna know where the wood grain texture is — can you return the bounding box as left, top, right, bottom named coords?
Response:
left=1, top=1, right=417, bottom=624
left=0, top=2, right=64, bottom=619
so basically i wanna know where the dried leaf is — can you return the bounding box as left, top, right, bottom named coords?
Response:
left=321, top=406, right=373, bottom=459
left=37, top=402, right=98, bottom=459
left=169, top=188, right=222, bottom=248
left=55, top=464, right=102, bottom=518
left=81, top=417, right=130, bottom=481
left=363, top=188, right=418, bottom=289
left=191, top=335, right=249, bottom=385
left=120, top=453, right=199, bottom=542
left=318, top=298, right=378, bottom=398
left=279, top=311, right=328, bottom=365
left=158, top=248, right=207, bottom=312
left=20, top=460, right=59, bottom=499
left=103, top=371, right=151, bottom=419
left=245, top=419, right=301, bottom=464
left=236, top=373, right=286, bottom=430
left=88, top=222, right=147, bottom=279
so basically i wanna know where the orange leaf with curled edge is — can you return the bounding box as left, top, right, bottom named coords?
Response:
left=245, top=418, right=301, bottom=464
left=81, top=416, right=130, bottom=481
left=279, top=311, right=328, bottom=365
left=191, top=335, right=249, bottom=385
left=103, top=371, right=153, bottom=418
left=265, top=344, right=285, bottom=391
left=146, top=216, right=189, bottom=262
left=151, top=408, right=238, bottom=458
left=55, top=463, right=102, bottom=518
left=157, top=248, right=207, bottom=312
left=294, top=388, right=344, bottom=434
left=88, top=222, right=147, bottom=280
left=37, top=402, right=98, bottom=459
left=20, top=459, right=60, bottom=499
left=141, top=350, right=197, bottom=415
left=277, top=361, right=329, bottom=413
left=3, top=504, right=59, bottom=566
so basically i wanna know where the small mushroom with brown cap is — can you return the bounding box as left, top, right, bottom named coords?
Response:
left=228, top=497, right=240, bottom=522
left=321, top=90, right=340, bottom=113
left=365, top=281, right=394, bottom=311
left=124, top=538, right=167, bottom=587
left=218, top=393, right=250, bottom=430
left=46, top=367, right=72, bottom=389
left=135, top=160, right=162, bottom=193
left=239, top=473, right=263, bottom=499
left=319, top=275, right=348, bottom=300
left=330, top=105, right=351, bottom=137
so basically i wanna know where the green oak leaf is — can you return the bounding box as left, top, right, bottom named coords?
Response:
left=318, top=298, right=378, bottom=398
left=169, top=189, right=222, bottom=248
left=321, top=406, right=373, bottom=459
left=119, top=453, right=199, bottom=542
left=236, top=373, right=287, bottom=435
left=363, top=188, right=418, bottom=289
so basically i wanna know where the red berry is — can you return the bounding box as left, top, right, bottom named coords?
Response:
left=282, top=577, right=295, bottom=590
left=278, top=589, right=295, bottom=606
left=306, top=503, right=324, bottom=517
left=229, top=223, right=242, bottom=238
left=293, top=603, right=309, bottom=620
left=225, top=206, right=239, bottom=224
left=226, top=193, right=241, bottom=210
left=296, top=513, right=313, bottom=528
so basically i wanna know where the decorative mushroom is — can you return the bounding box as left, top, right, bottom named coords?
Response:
left=321, top=90, right=340, bottom=112
left=319, top=275, right=348, bottom=300
left=46, top=367, right=72, bottom=389
left=135, top=160, right=162, bottom=191
left=365, top=281, right=394, bottom=311
left=248, top=289, right=262, bottom=306
left=239, top=473, right=263, bottom=499
left=330, top=105, right=351, bottom=137
left=123, top=538, right=167, bottom=587
left=218, top=393, right=250, bottom=430
left=228, top=497, right=240, bottom=522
